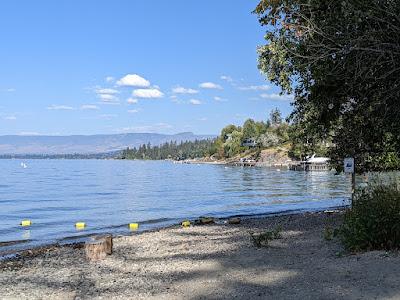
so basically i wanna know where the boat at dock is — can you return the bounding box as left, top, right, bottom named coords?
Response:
left=289, top=154, right=330, bottom=171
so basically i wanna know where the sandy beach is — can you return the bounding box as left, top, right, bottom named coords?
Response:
left=1, top=211, right=400, bottom=300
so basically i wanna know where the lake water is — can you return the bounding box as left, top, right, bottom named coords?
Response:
left=0, top=159, right=351, bottom=253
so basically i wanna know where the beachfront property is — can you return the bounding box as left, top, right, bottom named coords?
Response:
left=241, top=138, right=257, bottom=148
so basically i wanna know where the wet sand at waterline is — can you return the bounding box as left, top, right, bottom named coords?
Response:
left=1, top=212, right=400, bottom=300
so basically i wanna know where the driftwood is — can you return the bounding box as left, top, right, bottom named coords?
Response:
left=228, top=217, right=241, bottom=224
left=85, top=235, right=113, bottom=261
left=195, top=217, right=215, bottom=225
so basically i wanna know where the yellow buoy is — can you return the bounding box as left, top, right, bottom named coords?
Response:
left=75, top=222, right=86, bottom=230
left=181, top=220, right=191, bottom=227
left=21, top=220, right=32, bottom=227
left=128, top=223, right=139, bottom=231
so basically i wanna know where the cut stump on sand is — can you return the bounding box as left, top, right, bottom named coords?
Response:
left=85, top=235, right=113, bottom=261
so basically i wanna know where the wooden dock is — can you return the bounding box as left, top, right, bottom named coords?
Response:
left=289, top=162, right=330, bottom=171
left=230, top=161, right=257, bottom=167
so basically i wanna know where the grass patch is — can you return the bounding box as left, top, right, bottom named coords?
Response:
left=250, top=226, right=282, bottom=247
left=323, top=226, right=334, bottom=241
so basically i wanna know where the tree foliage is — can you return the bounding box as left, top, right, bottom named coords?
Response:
left=255, top=0, right=400, bottom=172
left=269, top=108, right=282, bottom=126
left=121, top=109, right=294, bottom=161
left=120, top=139, right=217, bottom=160
left=217, top=109, right=290, bottom=158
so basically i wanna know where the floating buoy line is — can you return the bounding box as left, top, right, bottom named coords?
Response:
left=17, top=216, right=235, bottom=232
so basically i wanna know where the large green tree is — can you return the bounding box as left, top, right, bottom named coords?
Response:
left=242, top=119, right=258, bottom=139
left=255, top=0, right=400, bottom=172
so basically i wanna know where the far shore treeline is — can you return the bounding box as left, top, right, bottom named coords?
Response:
left=120, top=139, right=217, bottom=161
left=120, top=108, right=318, bottom=161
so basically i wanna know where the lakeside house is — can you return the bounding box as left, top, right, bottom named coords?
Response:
left=242, top=138, right=257, bottom=148
left=225, top=134, right=257, bottom=147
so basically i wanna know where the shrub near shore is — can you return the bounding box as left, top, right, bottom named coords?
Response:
left=340, top=180, right=400, bottom=251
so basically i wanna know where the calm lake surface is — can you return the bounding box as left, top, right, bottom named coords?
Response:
left=0, top=159, right=351, bottom=253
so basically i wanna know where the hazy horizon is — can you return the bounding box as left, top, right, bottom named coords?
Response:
left=0, top=131, right=216, bottom=138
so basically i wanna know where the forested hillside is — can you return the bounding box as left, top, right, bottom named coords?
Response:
left=120, top=108, right=321, bottom=161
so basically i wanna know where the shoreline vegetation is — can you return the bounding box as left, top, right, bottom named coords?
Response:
left=120, top=109, right=304, bottom=169
left=2, top=210, right=400, bottom=299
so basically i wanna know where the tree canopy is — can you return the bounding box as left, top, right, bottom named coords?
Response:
left=217, top=110, right=290, bottom=158
left=120, top=139, right=217, bottom=161
left=120, top=109, right=293, bottom=161
left=255, top=0, right=400, bottom=172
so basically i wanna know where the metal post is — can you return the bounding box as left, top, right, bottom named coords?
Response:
left=344, top=157, right=356, bottom=207
left=351, top=171, right=356, bottom=206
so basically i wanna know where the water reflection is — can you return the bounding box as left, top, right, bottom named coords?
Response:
left=21, top=230, right=30, bottom=240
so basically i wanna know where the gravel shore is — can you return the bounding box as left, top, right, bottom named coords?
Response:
left=1, top=212, right=400, bottom=300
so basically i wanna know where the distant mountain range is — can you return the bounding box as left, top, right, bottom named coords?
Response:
left=0, top=132, right=215, bottom=155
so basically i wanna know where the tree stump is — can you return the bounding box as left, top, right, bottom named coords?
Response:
left=94, top=235, right=113, bottom=255
left=85, top=235, right=113, bottom=261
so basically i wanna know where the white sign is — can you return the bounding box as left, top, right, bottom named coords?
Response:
left=344, top=157, right=355, bottom=173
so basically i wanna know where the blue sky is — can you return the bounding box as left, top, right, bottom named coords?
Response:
left=0, top=0, right=292, bottom=136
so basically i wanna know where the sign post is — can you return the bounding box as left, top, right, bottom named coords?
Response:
left=344, top=157, right=355, bottom=206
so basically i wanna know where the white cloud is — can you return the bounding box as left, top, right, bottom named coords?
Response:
left=116, top=74, right=150, bottom=87
left=199, top=82, right=223, bottom=90
left=4, top=115, right=17, bottom=120
left=5, top=88, right=16, bottom=92
left=96, top=88, right=119, bottom=95
left=99, top=95, right=117, bottom=101
left=198, top=117, right=207, bottom=121
left=98, top=94, right=119, bottom=103
left=127, top=109, right=139, bottom=113
left=127, top=98, right=138, bottom=104
left=189, top=99, right=202, bottom=105
left=214, top=96, right=228, bottom=102
left=105, top=76, right=114, bottom=83
left=99, top=101, right=120, bottom=105
left=238, top=85, right=270, bottom=91
left=118, top=123, right=173, bottom=133
left=220, top=75, right=233, bottom=82
left=18, top=131, right=40, bottom=136
left=80, top=104, right=99, bottom=110
left=132, top=88, right=164, bottom=99
left=99, top=114, right=118, bottom=120
left=47, top=105, right=74, bottom=110
left=92, top=86, right=121, bottom=104
left=260, top=93, right=293, bottom=101
left=172, top=86, right=199, bottom=94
